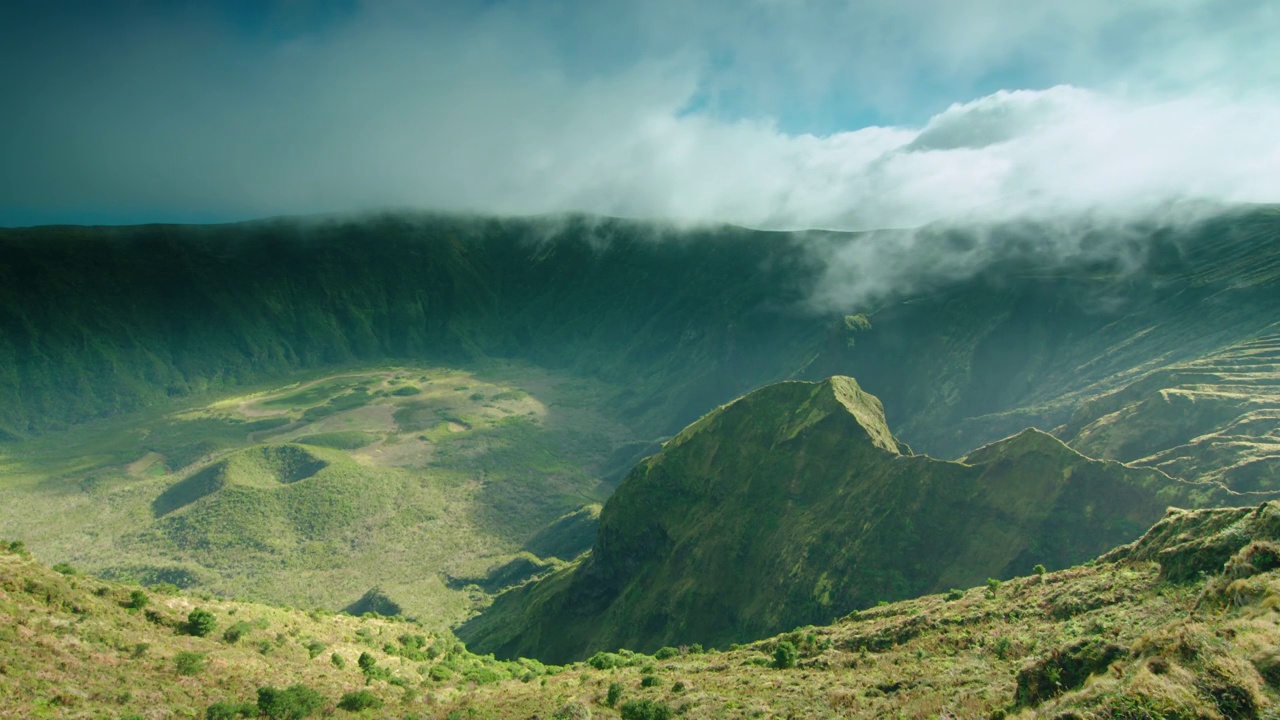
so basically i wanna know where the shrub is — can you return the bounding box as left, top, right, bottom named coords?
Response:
left=773, top=641, right=798, bottom=669
left=986, top=578, right=1002, bottom=597
left=606, top=681, right=623, bottom=707
left=303, top=638, right=327, bottom=659
left=1033, top=564, right=1047, bottom=576
left=588, top=651, right=625, bottom=670
left=330, top=652, right=346, bottom=669
left=620, top=699, right=674, bottom=720
left=551, top=701, right=592, bottom=720
left=640, top=674, right=662, bottom=688
left=429, top=663, right=454, bottom=681
left=127, top=589, right=150, bottom=610
left=257, top=684, right=324, bottom=720
left=946, top=588, right=965, bottom=601
left=205, top=701, right=256, bottom=719
left=358, top=651, right=390, bottom=681
left=223, top=621, right=253, bottom=644
left=51, top=562, right=77, bottom=575
left=653, top=646, right=679, bottom=660
left=187, top=608, right=217, bottom=637
left=175, top=651, right=206, bottom=676
left=337, top=690, right=383, bottom=711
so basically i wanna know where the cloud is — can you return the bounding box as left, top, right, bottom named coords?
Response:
left=0, top=0, right=1277, bottom=231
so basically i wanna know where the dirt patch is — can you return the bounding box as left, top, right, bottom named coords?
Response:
left=126, top=452, right=164, bottom=477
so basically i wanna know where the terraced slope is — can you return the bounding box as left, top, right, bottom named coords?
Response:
left=1059, top=330, right=1280, bottom=490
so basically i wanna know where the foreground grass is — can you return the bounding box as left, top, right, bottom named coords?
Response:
left=5, top=503, right=1280, bottom=718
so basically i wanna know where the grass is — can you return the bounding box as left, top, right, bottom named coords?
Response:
left=461, top=377, right=1263, bottom=663
left=0, top=362, right=640, bottom=631
left=6, top=503, right=1280, bottom=718
left=0, top=542, right=556, bottom=719
left=292, top=431, right=381, bottom=450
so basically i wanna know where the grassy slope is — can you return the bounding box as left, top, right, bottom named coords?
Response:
left=7, top=503, right=1280, bottom=719
left=459, top=377, right=1275, bottom=662
left=0, top=363, right=631, bottom=629
left=0, top=543, right=556, bottom=720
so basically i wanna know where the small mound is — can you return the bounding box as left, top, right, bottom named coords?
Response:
left=152, top=444, right=329, bottom=517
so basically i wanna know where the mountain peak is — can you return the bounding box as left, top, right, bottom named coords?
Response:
left=661, top=376, right=900, bottom=461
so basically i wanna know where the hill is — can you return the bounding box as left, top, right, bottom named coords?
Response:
left=6, top=501, right=1280, bottom=718
left=2, top=206, right=1280, bottom=657
left=457, top=377, right=1275, bottom=662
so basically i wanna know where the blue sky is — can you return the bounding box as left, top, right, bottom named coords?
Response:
left=1, top=0, right=1278, bottom=229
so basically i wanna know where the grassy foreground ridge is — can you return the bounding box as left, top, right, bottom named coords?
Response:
left=6, top=500, right=1280, bottom=718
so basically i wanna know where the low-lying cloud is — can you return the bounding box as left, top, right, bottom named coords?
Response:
left=0, top=1, right=1277, bottom=231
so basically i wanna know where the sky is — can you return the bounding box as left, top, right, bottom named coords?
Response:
left=1, top=0, right=1278, bottom=230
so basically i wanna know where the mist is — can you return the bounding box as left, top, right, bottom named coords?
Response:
left=1, top=1, right=1276, bottom=232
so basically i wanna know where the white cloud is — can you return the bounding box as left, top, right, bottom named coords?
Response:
left=0, top=0, right=1277, bottom=231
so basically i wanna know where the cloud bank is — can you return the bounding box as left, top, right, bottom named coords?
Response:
left=0, top=0, right=1277, bottom=229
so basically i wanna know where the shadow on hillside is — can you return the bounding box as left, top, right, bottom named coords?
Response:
left=151, top=465, right=222, bottom=517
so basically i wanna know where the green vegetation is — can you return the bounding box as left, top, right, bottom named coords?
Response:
left=175, top=650, right=206, bottom=676
left=337, top=689, right=383, bottom=711
left=462, top=377, right=1269, bottom=662
left=772, top=640, right=798, bottom=669
left=606, top=681, right=623, bottom=707
left=292, top=431, right=380, bottom=450
left=256, top=684, right=324, bottom=719
left=186, top=608, right=217, bottom=637
left=0, top=362, right=634, bottom=630
left=2, top=208, right=1280, bottom=716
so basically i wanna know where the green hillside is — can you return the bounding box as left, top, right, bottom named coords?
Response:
left=459, top=377, right=1275, bottom=662
left=7, top=500, right=1280, bottom=718
left=0, top=364, right=633, bottom=629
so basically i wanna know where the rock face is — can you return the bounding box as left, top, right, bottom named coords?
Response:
left=459, top=377, right=1268, bottom=662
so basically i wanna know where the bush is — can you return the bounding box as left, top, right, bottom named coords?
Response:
left=551, top=701, right=592, bottom=720
left=606, top=681, right=623, bottom=707
left=257, top=684, right=324, bottom=720
left=620, top=699, right=674, bottom=720
left=223, top=621, right=253, bottom=644
left=773, top=641, right=798, bottom=669
left=51, top=562, right=77, bottom=575
left=303, top=638, right=327, bottom=659
left=330, top=652, right=346, bottom=669
left=1033, top=564, right=1047, bottom=576
left=358, top=651, right=390, bottom=681
left=946, top=588, right=965, bottom=601
left=187, top=608, right=217, bottom=637
left=653, top=646, right=679, bottom=660
left=640, top=674, right=662, bottom=688
left=205, top=701, right=256, bottom=719
left=986, top=578, right=1002, bottom=597
left=337, top=690, right=383, bottom=711
left=128, top=589, right=150, bottom=610
left=175, top=651, right=206, bottom=676
left=429, top=663, right=454, bottom=681
left=588, top=651, right=625, bottom=670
